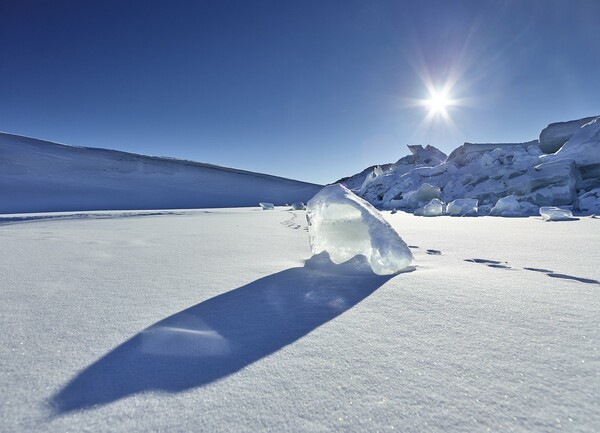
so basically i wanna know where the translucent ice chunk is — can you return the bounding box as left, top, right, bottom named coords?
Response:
left=405, top=183, right=441, bottom=208
left=414, top=198, right=444, bottom=216
left=446, top=198, right=478, bottom=216
left=490, top=195, right=538, bottom=217
left=539, top=206, right=575, bottom=221
left=306, top=184, right=413, bottom=275
left=259, top=202, right=275, bottom=210
left=290, top=202, right=306, bottom=210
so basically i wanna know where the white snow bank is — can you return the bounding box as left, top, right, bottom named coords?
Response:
left=490, top=195, right=538, bottom=217
left=306, top=184, right=413, bottom=275
left=259, top=202, right=275, bottom=210
left=446, top=198, right=478, bottom=216
left=539, top=206, right=575, bottom=221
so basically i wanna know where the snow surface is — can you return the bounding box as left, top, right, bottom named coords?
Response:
left=0, top=132, right=322, bottom=214
left=306, top=184, right=413, bottom=275
left=1, top=209, right=599, bottom=433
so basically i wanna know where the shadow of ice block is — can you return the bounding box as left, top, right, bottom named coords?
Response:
left=306, top=184, right=413, bottom=275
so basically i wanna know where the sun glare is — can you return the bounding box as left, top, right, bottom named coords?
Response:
left=425, top=89, right=451, bottom=115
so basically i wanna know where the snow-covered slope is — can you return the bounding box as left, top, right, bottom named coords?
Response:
left=0, top=133, right=323, bottom=214
left=341, top=116, right=600, bottom=216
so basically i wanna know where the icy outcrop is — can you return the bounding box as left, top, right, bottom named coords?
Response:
left=414, top=198, right=444, bottom=217
left=490, top=195, right=539, bottom=217
left=336, top=145, right=446, bottom=194
left=342, top=115, right=600, bottom=217
left=391, top=183, right=442, bottom=210
left=358, top=165, right=384, bottom=195
left=336, top=164, right=393, bottom=191
left=446, top=198, right=478, bottom=216
left=539, top=206, right=575, bottom=221
left=527, top=159, right=581, bottom=205
left=393, top=145, right=447, bottom=169
left=550, top=117, right=600, bottom=188
left=578, top=188, right=600, bottom=214
left=306, top=184, right=412, bottom=275
left=290, top=202, right=306, bottom=210
left=259, top=202, right=275, bottom=210
left=539, top=116, right=598, bottom=153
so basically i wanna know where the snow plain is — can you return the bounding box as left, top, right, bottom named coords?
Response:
left=1, top=208, right=598, bottom=433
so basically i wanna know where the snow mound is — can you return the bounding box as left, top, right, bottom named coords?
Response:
left=539, top=206, right=575, bottom=221
left=447, top=198, right=478, bottom=216
left=306, top=184, right=413, bottom=275
left=259, top=202, right=275, bottom=210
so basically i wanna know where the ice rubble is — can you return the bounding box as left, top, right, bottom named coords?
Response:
left=306, top=184, right=413, bottom=275
left=259, top=202, right=275, bottom=210
left=539, top=206, right=575, bottom=221
left=343, top=115, right=600, bottom=217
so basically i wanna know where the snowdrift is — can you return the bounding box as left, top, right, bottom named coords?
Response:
left=0, top=133, right=323, bottom=213
left=341, top=115, right=600, bottom=217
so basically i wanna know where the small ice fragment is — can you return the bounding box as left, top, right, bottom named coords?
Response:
left=539, top=206, right=575, bottom=221
left=290, top=202, right=306, bottom=210
left=446, top=198, right=478, bottom=216
left=306, top=184, right=413, bottom=275
left=259, top=202, right=275, bottom=210
left=417, top=198, right=444, bottom=216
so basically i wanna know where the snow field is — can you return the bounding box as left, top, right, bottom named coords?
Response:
left=0, top=208, right=598, bottom=432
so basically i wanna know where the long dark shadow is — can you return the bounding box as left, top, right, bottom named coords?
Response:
left=51, top=255, right=395, bottom=414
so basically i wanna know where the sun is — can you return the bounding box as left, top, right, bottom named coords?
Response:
left=425, top=89, right=451, bottom=115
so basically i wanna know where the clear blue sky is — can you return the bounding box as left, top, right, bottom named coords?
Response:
left=1, top=0, right=599, bottom=184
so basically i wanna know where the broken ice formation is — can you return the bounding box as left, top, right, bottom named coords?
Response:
left=539, top=116, right=598, bottom=153
left=490, top=195, right=538, bottom=217
left=306, top=184, right=413, bottom=275
left=446, top=198, right=478, bottom=216
left=290, top=202, right=306, bottom=210
left=414, top=198, right=444, bottom=216
left=259, top=202, right=275, bottom=210
left=358, top=165, right=384, bottom=195
left=579, top=188, right=600, bottom=214
left=539, top=206, right=575, bottom=221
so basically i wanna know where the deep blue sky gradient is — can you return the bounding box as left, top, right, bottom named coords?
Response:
left=1, top=0, right=599, bottom=183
